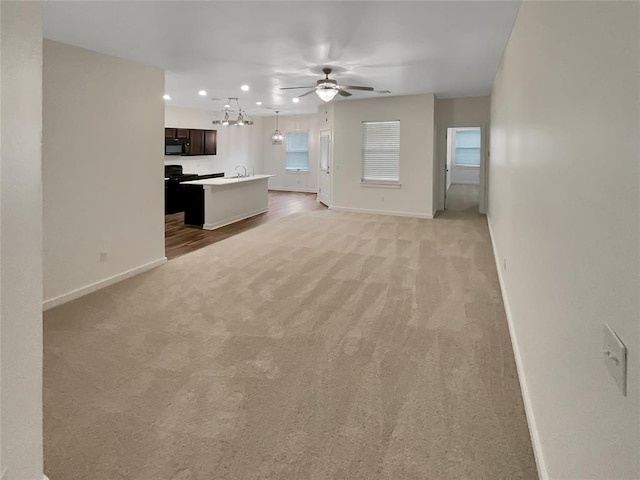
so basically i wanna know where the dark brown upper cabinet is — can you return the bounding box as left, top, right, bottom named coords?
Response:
left=165, top=128, right=217, bottom=156
left=204, top=130, right=217, bottom=155
left=188, top=130, right=205, bottom=155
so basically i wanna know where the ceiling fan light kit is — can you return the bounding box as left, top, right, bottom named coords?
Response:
left=212, top=97, right=253, bottom=126
left=281, top=67, right=375, bottom=103
left=316, top=87, right=339, bottom=102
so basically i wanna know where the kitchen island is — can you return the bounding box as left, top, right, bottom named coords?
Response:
left=181, top=174, right=276, bottom=230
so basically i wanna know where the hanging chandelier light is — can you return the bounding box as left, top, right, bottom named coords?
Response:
left=212, top=98, right=253, bottom=126
left=271, top=111, right=284, bottom=145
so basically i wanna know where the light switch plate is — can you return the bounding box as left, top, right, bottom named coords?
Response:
left=603, top=323, right=627, bottom=396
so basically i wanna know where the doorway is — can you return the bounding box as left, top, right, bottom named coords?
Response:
left=443, top=126, right=485, bottom=212
left=318, top=129, right=332, bottom=206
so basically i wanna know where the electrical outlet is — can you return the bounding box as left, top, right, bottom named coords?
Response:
left=603, top=323, right=627, bottom=396
left=100, top=252, right=108, bottom=262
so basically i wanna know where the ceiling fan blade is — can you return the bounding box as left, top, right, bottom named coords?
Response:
left=337, top=89, right=352, bottom=97
left=298, top=89, right=316, bottom=98
left=280, top=86, right=315, bottom=90
left=340, top=85, right=375, bottom=91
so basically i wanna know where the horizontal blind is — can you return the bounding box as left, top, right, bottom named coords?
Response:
left=286, top=132, right=309, bottom=171
left=454, top=128, right=481, bottom=166
left=362, top=121, right=400, bottom=181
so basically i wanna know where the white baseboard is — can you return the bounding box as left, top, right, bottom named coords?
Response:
left=203, top=207, right=267, bottom=230
left=268, top=186, right=317, bottom=194
left=330, top=205, right=433, bottom=219
left=0, top=470, right=45, bottom=480
left=486, top=215, right=547, bottom=480
left=43, top=257, right=167, bottom=311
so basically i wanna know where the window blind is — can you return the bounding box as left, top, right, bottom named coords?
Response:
left=286, top=132, right=309, bottom=171
left=454, top=128, right=481, bottom=166
left=362, top=121, right=400, bottom=182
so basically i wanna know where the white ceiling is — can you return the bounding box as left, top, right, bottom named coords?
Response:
left=43, top=1, right=520, bottom=116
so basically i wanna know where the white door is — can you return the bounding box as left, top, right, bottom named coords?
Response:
left=445, top=128, right=453, bottom=209
left=318, top=129, right=331, bottom=206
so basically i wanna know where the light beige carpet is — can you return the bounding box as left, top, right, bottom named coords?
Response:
left=44, top=185, right=537, bottom=480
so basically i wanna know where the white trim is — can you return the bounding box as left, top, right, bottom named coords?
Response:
left=330, top=205, right=433, bottom=219
left=451, top=180, right=481, bottom=186
left=203, top=207, right=267, bottom=230
left=486, top=215, right=547, bottom=480
left=268, top=186, right=317, bottom=194
left=360, top=181, right=402, bottom=189
left=42, top=257, right=167, bottom=311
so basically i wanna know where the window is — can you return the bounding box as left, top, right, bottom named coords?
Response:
left=286, top=132, right=309, bottom=171
left=362, top=121, right=400, bottom=182
left=454, top=128, right=481, bottom=167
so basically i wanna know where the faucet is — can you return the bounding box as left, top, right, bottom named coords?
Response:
left=235, top=165, right=247, bottom=178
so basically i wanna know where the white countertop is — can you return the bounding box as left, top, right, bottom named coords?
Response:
left=181, top=174, right=276, bottom=186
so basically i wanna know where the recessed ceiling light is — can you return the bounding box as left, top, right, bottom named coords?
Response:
left=240, top=84, right=250, bottom=92
left=198, top=90, right=207, bottom=96
left=163, top=94, right=171, bottom=100
left=255, top=101, right=262, bottom=106
left=292, top=97, right=300, bottom=103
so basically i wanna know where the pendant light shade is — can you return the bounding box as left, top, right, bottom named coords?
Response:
left=316, top=88, right=339, bottom=102
left=271, top=111, right=284, bottom=145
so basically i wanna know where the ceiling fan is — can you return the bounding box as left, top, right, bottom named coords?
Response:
left=281, top=67, right=374, bottom=102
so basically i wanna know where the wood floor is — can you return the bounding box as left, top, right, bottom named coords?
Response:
left=165, top=190, right=327, bottom=260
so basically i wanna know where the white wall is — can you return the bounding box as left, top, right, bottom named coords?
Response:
left=489, top=2, right=639, bottom=479
left=164, top=106, right=264, bottom=177
left=0, top=2, right=44, bottom=479
left=43, top=40, right=166, bottom=308
left=332, top=95, right=435, bottom=218
left=261, top=113, right=319, bottom=193
left=434, top=96, right=490, bottom=211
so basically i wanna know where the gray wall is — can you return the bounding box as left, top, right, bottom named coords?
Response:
left=488, top=2, right=639, bottom=478
left=43, top=40, right=166, bottom=308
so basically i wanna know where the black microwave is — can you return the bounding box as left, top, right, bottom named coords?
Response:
left=165, top=138, right=189, bottom=156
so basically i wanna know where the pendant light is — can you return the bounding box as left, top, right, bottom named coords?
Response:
left=271, top=111, right=284, bottom=145
left=212, top=98, right=253, bottom=126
